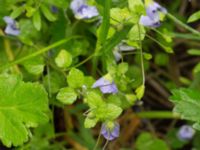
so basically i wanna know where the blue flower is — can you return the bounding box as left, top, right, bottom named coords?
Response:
left=113, top=42, right=135, bottom=61
left=101, top=122, right=120, bottom=141
left=92, top=74, right=118, bottom=94
left=140, top=1, right=167, bottom=28
left=3, top=16, right=20, bottom=36
left=177, top=125, right=195, bottom=141
left=70, top=0, right=99, bottom=19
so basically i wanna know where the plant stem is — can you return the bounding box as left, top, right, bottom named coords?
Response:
left=169, top=32, right=200, bottom=41
left=136, top=111, right=180, bottom=119
left=137, top=23, right=145, bottom=85
left=73, top=54, right=94, bottom=69
left=146, top=34, right=172, bottom=53
left=102, top=139, right=109, bottom=150
left=93, top=129, right=102, bottom=150
left=167, top=13, right=200, bottom=36
left=0, top=36, right=81, bottom=71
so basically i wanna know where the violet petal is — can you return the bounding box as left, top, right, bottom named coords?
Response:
left=139, top=15, right=160, bottom=28
left=177, top=125, right=195, bottom=141
left=101, top=123, right=120, bottom=141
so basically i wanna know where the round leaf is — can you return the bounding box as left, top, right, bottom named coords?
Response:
left=56, top=87, right=77, bottom=104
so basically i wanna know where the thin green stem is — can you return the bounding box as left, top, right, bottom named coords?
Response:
left=167, top=13, right=200, bottom=36
left=146, top=34, right=172, bottom=53
left=0, top=36, right=81, bottom=71
left=92, top=41, right=101, bottom=76
left=152, top=28, right=172, bottom=42
left=73, top=54, right=94, bottom=69
left=137, top=23, right=145, bottom=85
left=169, top=32, right=200, bottom=41
left=102, top=139, right=109, bottom=150
left=93, top=129, right=102, bottom=150
left=136, top=111, right=180, bottom=119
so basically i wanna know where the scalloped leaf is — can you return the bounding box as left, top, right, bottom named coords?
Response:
left=170, top=88, right=200, bottom=130
left=0, top=74, right=49, bottom=147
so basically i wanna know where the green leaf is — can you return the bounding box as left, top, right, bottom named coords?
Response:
left=0, top=74, right=49, bottom=147
left=43, top=71, right=66, bottom=94
left=128, top=25, right=146, bottom=41
left=136, top=132, right=169, bottom=150
left=144, top=53, right=152, bottom=60
left=19, top=19, right=40, bottom=45
left=85, top=91, right=104, bottom=109
left=23, top=56, right=44, bottom=75
left=25, top=6, right=36, bottom=17
left=83, top=76, right=95, bottom=88
left=41, top=4, right=56, bottom=22
left=107, top=94, right=122, bottom=107
left=55, top=49, right=72, bottom=68
left=56, top=87, right=77, bottom=104
left=84, top=116, right=98, bottom=128
left=106, top=104, right=122, bottom=120
left=110, top=8, right=132, bottom=25
left=187, top=49, right=200, bottom=56
left=125, top=94, right=137, bottom=105
left=10, top=7, right=24, bottom=19
left=117, top=62, right=128, bottom=75
left=188, top=10, right=200, bottom=23
left=128, top=0, right=145, bottom=22
left=135, top=84, right=145, bottom=100
left=95, top=103, right=122, bottom=121
left=67, top=68, right=84, bottom=88
left=98, top=0, right=111, bottom=44
left=33, top=10, right=41, bottom=31
left=170, top=88, right=200, bottom=130
left=128, top=0, right=144, bottom=11
left=193, top=63, right=200, bottom=74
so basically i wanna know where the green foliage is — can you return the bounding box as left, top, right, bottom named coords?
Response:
left=23, top=56, right=44, bottom=75
left=55, top=49, right=72, bottom=68
left=85, top=91, right=122, bottom=123
left=33, top=10, right=42, bottom=31
left=135, top=132, right=169, bottom=150
left=98, top=0, right=111, bottom=44
left=188, top=10, right=200, bottom=23
left=56, top=87, right=77, bottom=104
left=135, top=84, right=145, bottom=100
left=67, top=68, right=85, bottom=89
left=43, top=71, right=66, bottom=94
left=170, top=88, right=200, bottom=130
left=187, top=49, right=200, bottom=56
left=84, top=116, right=98, bottom=128
left=0, top=74, right=49, bottom=147
left=85, top=91, right=104, bottom=109
left=1, top=0, right=200, bottom=149
left=128, top=25, right=146, bottom=41
left=95, top=103, right=122, bottom=121
left=41, top=4, right=56, bottom=22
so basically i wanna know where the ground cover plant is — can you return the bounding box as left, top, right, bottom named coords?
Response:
left=0, top=0, right=200, bottom=149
